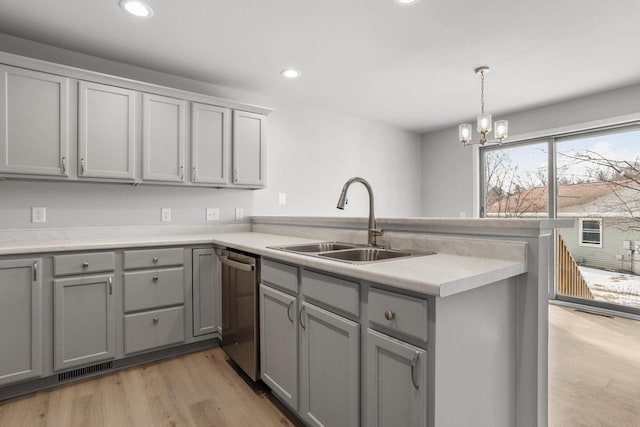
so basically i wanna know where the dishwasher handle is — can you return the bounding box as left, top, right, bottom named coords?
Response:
left=220, top=255, right=256, bottom=272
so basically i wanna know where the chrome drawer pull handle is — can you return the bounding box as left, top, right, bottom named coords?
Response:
left=33, top=261, right=38, bottom=281
left=153, top=317, right=159, bottom=324
left=299, top=305, right=306, bottom=329
left=384, top=310, right=395, bottom=321
left=82, top=262, right=89, bottom=268
left=152, top=276, right=159, bottom=282
left=108, top=276, right=113, bottom=295
left=287, top=301, right=294, bottom=323
left=61, top=157, right=67, bottom=173
left=80, top=158, right=86, bottom=175
left=411, top=353, right=420, bottom=390
left=153, top=257, right=159, bottom=263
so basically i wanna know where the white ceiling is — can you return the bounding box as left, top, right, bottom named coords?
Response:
left=1, top=0, right=639, bottom=133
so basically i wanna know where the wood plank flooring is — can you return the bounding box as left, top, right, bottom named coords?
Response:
left=0, top=305, right=638, bottom=426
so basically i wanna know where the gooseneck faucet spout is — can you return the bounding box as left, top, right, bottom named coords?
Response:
left=336, top=177, right=383, bottom=247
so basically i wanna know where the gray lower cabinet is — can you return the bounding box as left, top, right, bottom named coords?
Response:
left=366, top=329, right=427, bottom=427
left=53, top=274, right=116, bottom=371
left=259, top=284, right=298, bottom=410
left=124, top=306, right=185, bottom=354
left=232, top=110, right=265, bottom=187
left=78, top=81, right=137, bottom=180
left=300, top=302, right=360, bottom=427
left=192, top=248, right=218, bottom=336
left=0, top=258, right=42, bottom=386
left=0, top=64, right=69, bottom=177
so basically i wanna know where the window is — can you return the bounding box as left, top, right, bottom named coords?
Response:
left=578, top=218, right=602, bottom=247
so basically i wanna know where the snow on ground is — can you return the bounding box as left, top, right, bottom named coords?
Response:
left=579, top=266, right=640, bottom=308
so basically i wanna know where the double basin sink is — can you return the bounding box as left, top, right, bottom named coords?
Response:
left=269, top=242, right=436, bottom=265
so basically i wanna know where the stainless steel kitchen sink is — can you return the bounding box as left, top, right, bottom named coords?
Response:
left=275, top=242, right=359, bottom=253
left=268, top=242, right=436, bottom=264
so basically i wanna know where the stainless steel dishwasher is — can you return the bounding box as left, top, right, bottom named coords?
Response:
left=220, top=249, right=260, bottom=381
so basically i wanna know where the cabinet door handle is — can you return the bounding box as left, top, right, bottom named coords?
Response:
left=192, top=166, right=197, bottom=181
left=152, top=276, right=159, bottom=282
left=82, top=262, right=89, bottom=268
left=61, top=157, right=67, bottom=174
left=411, top=352, right=420, bottom=390
left=108, top=276, right=113, bottom=295
left=384, top=310, right=395, bottom=321
left=287, top=301, right=294, bottom=323
left=80, top=158, right=86, bottom=175
left=33, top=261, right=38, bottom=281
left=180, top=165, right=184, bottom=179
left=153, top=257, right=159, bottom=264
left=153, top=317, right=159, bottom=324
left=299, top=305, right=306, bottom=329
left=233, top=168, right=238, bottom=183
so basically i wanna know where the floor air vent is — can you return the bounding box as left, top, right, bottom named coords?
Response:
left=58, top=361, right=114, bottom=382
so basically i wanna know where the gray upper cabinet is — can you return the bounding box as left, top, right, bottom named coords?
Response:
left=0, top=258, right=42, bottom=386
left=300, top=302, right=360, bottom=427
left=192, top=248, right=218, bottom=336
left=143, top=93, right=186, bottom=182
left=191, top=103, right=230, bottom=185
left=0, top=65, right=69, bottom=177
left=78, top=81, right=136, bottom=180
left=232, top=110, right=265, bottom=187
left=260, top=284, right=298, bottom=410
left=366, top=329, right=427, bottom=427
left=53, top=274, right=116, bottom=371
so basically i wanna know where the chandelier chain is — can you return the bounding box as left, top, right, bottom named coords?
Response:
left=480, top=71, right=485, bottom=115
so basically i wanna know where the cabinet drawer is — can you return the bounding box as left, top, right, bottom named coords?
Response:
left=53, top=252, right=115, bottom=276
left=124, top=306, right=185, bottom=354
left=262, top=259, right=298, bottom=294
left=124, top=248, right=183, bottom=270
left=124, top=268, right=184, bottom=313
left=368, top=287, right=428, bottom=342
left=301, top=270, right=359, bottom=317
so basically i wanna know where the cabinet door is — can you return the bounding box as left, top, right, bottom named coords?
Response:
left=54, top=274, right=115, bottom=371
left=191, top=103, right=230, bottom=185
left=0, top=65, right=69, bottom=177
left=300, top=302, right=359, bottom=427
left=366, top=329, right=427, bottom=427
left=0, top=258, right=42, bottom=386
left=232, top=110, right=265, bottom=187
left=193, top=248, right=218, bottom=336
left=260, top=284, right=298, bottom=410
left=78, top=81, right=136, bottom=180
left=142, top=93, right=186, bottom=182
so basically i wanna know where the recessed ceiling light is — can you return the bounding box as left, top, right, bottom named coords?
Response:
left=281, top=68, right=301, bottom=79
left=120, top=0, right=154, bottom=18
left=394, top=0, right=421, bottom=5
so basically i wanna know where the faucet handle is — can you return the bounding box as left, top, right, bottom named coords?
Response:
left=371, top=228, right=384, bottom=237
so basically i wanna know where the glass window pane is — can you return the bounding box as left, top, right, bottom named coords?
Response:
left=483, top=142, right=549, bottom=218
left=556, top=128, right=640, bottom=310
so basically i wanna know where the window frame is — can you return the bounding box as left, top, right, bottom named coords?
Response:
left=578, top=218, right=603, bottom=248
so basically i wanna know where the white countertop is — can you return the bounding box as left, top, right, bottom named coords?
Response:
left=209, top=232, right=527, bottom=297
left=0, top=228, right=527, bottom=298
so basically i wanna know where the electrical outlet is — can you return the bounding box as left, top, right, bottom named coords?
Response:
left=31, top=207, right=46, bottom=223
left=235, top=208, right=243, bottom=221
left=278, top=193, right=287, bottom=205
left=161, top=208, right=172, bottom=222
left=206, top=208, right=219, bottom=221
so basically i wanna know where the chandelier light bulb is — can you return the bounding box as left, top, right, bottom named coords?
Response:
left=459, top=124, right=472, bottom=143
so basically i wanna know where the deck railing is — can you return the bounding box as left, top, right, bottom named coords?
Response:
left=557, top=233, right=594, bottom=300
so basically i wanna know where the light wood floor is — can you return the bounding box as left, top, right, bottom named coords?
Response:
left=1, top=305, right=638, bottom=426
left=549, top=305, right=640, bottom=427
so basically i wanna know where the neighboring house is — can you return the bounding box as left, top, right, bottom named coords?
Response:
left=487, top=181, right=640, bottom=274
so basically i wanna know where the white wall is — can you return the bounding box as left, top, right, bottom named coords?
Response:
left=0, top=33, right=422, bottom=229
left=421, top=83, right=640, bottom=217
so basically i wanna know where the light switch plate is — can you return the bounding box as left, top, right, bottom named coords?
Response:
left=235, top=208, right=243, bottom=221
left=206, top=208, right=219, bottom=221
left=31, top=207, right=46, bottom=223
left=278, top=193, right=287, bottom=205
left=161, top=208, right=172, bottom=222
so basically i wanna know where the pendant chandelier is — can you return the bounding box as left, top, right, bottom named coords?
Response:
left=458, top=66, right=508, bottom=145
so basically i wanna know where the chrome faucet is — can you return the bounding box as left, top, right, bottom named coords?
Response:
left=336, top=177, right=383, bottom=247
